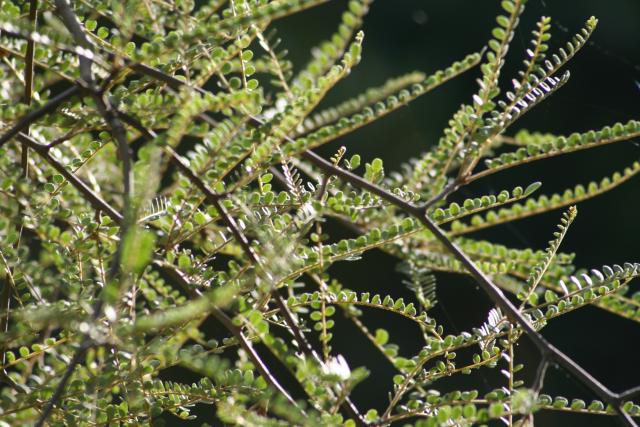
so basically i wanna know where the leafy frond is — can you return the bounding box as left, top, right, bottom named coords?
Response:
left=441, top=0, right=527, bottom=180
left=490, top=70, right=570, bottom=131
left=478, top=120, right=640, bottom=180
left=400, top=251, right=513, bottom=276
left=518, top=206, right=577, bottom=307
left=245, top=32, right=364, bottom=171
left=452, top=238, right=575, bottom=269
left=530, top=16, right=597, bottom=82
left=398, top=261, right=438, bottom=311
left=298, top=71, right=426, bottom=135
left=451, top=161, right=640, bottom=235
left=515, top=15, right=552, bottom=94
left=287, top=290, right=436, bottom=329
left=526, top=262, right=640, bottom=327
left=292, top=0, right=373, bottom=93
left=280, top=52, right=481, bottom=157
left=430, top=182, right=542, bottom=224
left=479, top=0, right=527, bottom=107
left=255, top=28, right=294, bottom=95
left=138, top=196, right=170, bottom=223
left=536, top=394, right=640, bottom=418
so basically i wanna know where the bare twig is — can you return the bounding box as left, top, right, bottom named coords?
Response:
left=533, top=355, right=550, bottom=392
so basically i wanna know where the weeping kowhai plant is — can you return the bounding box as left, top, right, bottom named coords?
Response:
left=0, top=0, right=639, bottom=426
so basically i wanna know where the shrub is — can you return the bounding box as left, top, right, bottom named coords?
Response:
left=0, top=0, right=639, bottom=426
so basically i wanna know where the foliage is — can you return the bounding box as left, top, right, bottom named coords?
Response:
left=0, top=1, right=639, bottom=426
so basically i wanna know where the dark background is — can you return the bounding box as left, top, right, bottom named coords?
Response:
left=275, top=1, right=640, bottom=426
left=168, top=1, right=640, bottom=425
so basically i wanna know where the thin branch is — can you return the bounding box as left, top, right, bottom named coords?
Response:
left=22, top=0, right=38, bottom=177
left=0, top=85, right=80, bottom=148
left=17, top=133, right=123, bottom=222
left=33, top=341, right=92, bottom=427
left=533, top=355, right=550, bottom=392
left=156, top=263, right=302, bottom=412
left=420, top=176, right=465, bottom=213
left=621, top=386, right=640, bottom=402
left=53, top=0, right=133, bottom=212
left=33, top=3, right=136, bottom=425
left=54, top=0, right=93, bottom=83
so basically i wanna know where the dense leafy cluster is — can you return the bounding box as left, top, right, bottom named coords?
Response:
left=0, top=1, right=638, bottom=426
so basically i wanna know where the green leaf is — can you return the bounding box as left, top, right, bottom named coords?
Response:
left=371, top=158, right=383, bottom=172
left=365, top=409, right=379, bottom=422
left=19, top=346, right=29, bottom=358
left=85, top=19, right=97, bottom=31
left=349, top=154, right=361, bottom=169
left=524, top=181, right=542, bottom=196
left=178, top=254, right=191, bottom=270
left=374, top=328, right=389, bottom=346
